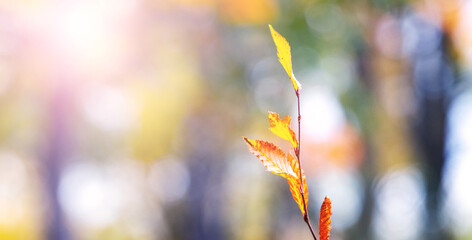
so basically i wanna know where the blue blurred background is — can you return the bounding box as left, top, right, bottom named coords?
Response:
left=0, top=0, right=471, bottom=239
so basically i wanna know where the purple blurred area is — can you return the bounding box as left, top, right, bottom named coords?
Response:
left=0, top=0, right=471, bottom=239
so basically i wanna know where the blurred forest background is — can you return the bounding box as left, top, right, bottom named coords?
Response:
left=0, top=0, right=472, bottom=239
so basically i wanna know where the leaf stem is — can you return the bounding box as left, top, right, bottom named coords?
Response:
left=295, top=91, right=317, bottom=240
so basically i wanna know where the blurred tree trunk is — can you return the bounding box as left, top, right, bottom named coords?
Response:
left=408, top=15, right=455, bottom=240
left=44, top=82, right=72, bottom=240
left=168, top=106, right=225, bottom=240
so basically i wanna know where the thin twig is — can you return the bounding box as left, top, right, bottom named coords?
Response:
left=305, top=213, right=317, bottom=240
left=295, top=90, right=318, bottom=240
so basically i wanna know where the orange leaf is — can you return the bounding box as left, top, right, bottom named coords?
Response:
left=268, top=24, right=301, bottom=93
left=319, top=196, right=332, bottom=240
left=287, top=169, right=308, bottom=214
left=268, top=111, right=298, bottom=148
left=287, top=147, right=308, bottom=215
left=243, top=137, right=297, bottom=179
left=243, top=137, right=308, bottom=214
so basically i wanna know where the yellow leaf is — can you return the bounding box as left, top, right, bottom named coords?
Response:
left=286, top=151, right=308, bottom=214
left=243, top=137, right=297, bottom=179
left=269, top=24, right=301, bottom=93
left=287, top=172, right=308, bottom=214
left=319, top=196, right=332, bottom=240
left=243, top=137, right=308, bottom=214
left=268, top=111, right=298, bottom=148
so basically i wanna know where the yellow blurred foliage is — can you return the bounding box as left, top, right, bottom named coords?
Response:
left=130, top=38, right=203, bottom=161
left=0, top=156, right=43, bottom=240
left=218, top=0, right=278, bottom=24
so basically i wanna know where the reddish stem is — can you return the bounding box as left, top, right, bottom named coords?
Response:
left=295, top=91, right=317, bottom=240
left=305, top=213, right=317, bottom=240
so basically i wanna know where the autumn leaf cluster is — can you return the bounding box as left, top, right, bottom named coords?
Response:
left=243, top=25, right=332, bottom=240
left=243, top=111, right=307, bottom=214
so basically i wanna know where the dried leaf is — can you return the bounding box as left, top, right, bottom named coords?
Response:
left=268, top=111, right=298, bottom=148
left=242, top=137, right=297, bottom=179
left=268, top=24, right=301, bottom=93
left=319, top=196, right=332, bottom=240
left=243, top=137, right=308, bottom=214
